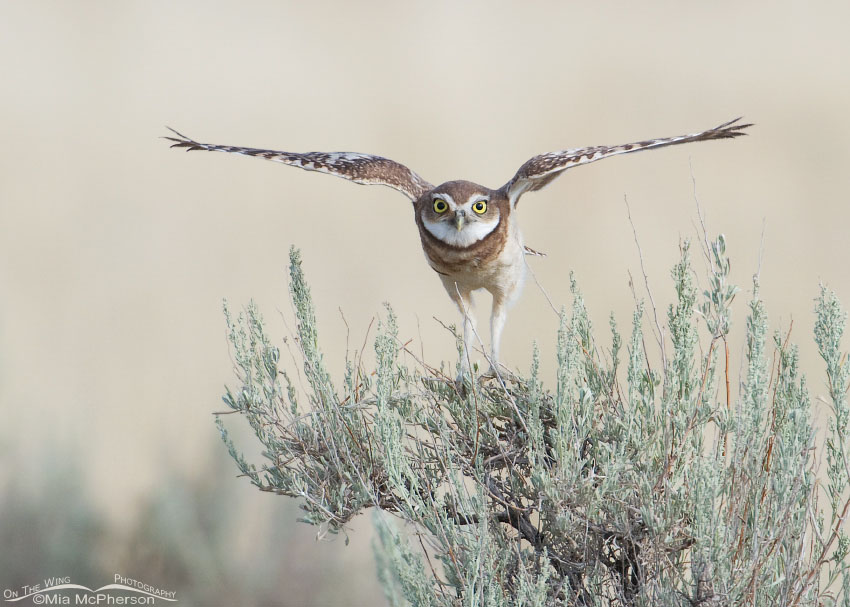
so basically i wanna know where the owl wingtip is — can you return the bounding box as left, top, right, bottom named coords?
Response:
left=163, top=126, right=196, bottom=142
left=523, top=245, right=546, bottom=257
left=163, top=127, right=204, bottom=150
left=718, top=116, right=754, bottom=135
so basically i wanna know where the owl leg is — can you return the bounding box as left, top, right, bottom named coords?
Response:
left=489, top=295, right=508, bottom=375
left=441, top=278, right=476, bottom=380
left=458, top=292, right=477, bottom=376
left=484, top=269, right=524, bottom=382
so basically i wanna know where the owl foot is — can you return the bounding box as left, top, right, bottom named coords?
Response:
left=479, top=364, right=518, bottom=384
left=453, top=365, right=516, bottom=397
left=454, top=371, right=474, bottom=397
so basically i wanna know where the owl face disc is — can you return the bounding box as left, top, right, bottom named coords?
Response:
left=420, top=184, right=500, bottom=248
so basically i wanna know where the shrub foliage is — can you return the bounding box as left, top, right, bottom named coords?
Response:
left=217, top=240, right=850, bottom=606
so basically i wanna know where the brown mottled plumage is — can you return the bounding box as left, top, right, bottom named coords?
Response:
left=415, top=182, right=512, bottom=277
left=165, top=118, right=751, bottom=380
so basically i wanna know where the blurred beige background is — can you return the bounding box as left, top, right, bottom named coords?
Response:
left=2, top=1, right=849, bottom=604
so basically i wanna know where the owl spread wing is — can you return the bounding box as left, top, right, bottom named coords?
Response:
left=500, top=117, right=752, bottom=206
left=164, top=128, right=433, bottom=202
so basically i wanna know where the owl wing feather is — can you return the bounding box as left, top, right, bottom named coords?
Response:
left=500, top=117, right=752, bottom=206
left=164, top=128, right=433, bottom=202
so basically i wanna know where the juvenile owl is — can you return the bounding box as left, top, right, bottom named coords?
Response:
left=166, top=118, right=750, bottom=381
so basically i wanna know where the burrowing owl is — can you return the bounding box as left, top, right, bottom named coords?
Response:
left=166, top=117, right=750, bottom=380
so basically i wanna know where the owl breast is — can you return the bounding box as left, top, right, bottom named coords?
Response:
left=413, top=180, right=526, bottom=296
left=418, top=212, right=526, bottom=297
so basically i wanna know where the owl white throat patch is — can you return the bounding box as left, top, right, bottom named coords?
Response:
left=420, top=209, right=498, bottom=248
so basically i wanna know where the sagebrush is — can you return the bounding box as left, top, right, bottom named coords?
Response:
left=217, top=236, right=850, bottom=606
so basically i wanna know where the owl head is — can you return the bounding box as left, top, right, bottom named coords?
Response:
left=418, top=180, right=506, bottom=248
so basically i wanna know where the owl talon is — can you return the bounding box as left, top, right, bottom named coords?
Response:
left=479, top=364, right=518, bottom=384
left=454, top=372, right=473, bottom=397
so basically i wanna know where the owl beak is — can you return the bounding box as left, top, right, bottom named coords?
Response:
left=454, top=211, right=466, bottom=232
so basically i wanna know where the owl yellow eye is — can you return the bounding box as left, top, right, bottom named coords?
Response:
left=472, top=200, right=487, bottom=214
left=433, top=199, right=448, bottom=213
